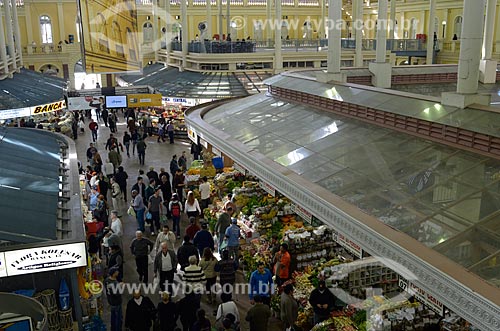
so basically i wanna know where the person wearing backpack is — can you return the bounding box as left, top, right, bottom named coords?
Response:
left=169, top=193, right=183, bottom=238
left=215, top=250, right=238, bottom=298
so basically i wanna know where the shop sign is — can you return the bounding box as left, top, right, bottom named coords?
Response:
left=399, top=276, right=444, bottom=316
left=0, top=107, right=31, bottom=120
left=68, top=96, right=103, bottom=111
left=127, top=94, right=162, bottom=107
left=211, top=146, right=222, bottom=157
left=259, top=181, right=276, bottom=197
left=31, top=100, right=66, bottom=115
left=290, top=204, right=313, bottom=224
left=0, top=252, right=7, bottom=278
left=4, top=242, right=87, bottom=276
left=162, top=97, right=196, bottom=107
left=186, top=125, right=198, bottom=144
left=199, top=138, right=208, bottom=149
left=332, top=230, right=363, bottom=258
left=233, top=163, right=248, bottom=175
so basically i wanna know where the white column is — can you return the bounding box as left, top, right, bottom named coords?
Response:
left=266, top=0, right=272, bottom=41
left=226, top=0, right=231, bottom=37
left=368, top=0, right=391, bottom=88
left=11, top=0, right=22, bottom=65
left=389, top=0, right=396, bottom=39
left=317, top=0, right=346, bottom=82
left=426, top=0, right=436, bottom=64
left=207, top=0, right=212, bottom=39
left=218, top=0, right=223, bottom=38
left=181, top=0, right=188, bottom=69
left=4, top=0, right=16, bottom=70
left=354, top=0, right=363, bottom=67
left=165, top=0, right=172, bottom=66
left=457, top=0, right=484, bottom=94
left=274, top=0, right=282, bottom=71
left=442, top=0, right=490, bottom=108
left=327, top=0, right=342, bottom=73
left=375, top=0, right=388, bottom=63
left=0, top=6, right=8, bottom=72
left=57, top=2, right=65, bottom=44
left=152, top=0, right=159, bottom=56
left=319, top=0, right=326, bottom=39
left=25, top=3, right=33, bottom=46
left=479, top=0, right=497, bottom=83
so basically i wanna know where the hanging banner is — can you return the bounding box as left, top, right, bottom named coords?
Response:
left=128, top=94, right=162, bottom=107
left=31, top=100, right=66, bottom=115
left=68, top=96, right=104, bottom=111
left=332, top=230, right=363, bottom=258
left=290, top=204, right=313, bottom=223
left=78, top=0, right=141, bottom=73
left=259, top=181, right=276, bottom=197
left=4, top=242, right=87, bottom=276
left=0, top=252, right=7, bottom=278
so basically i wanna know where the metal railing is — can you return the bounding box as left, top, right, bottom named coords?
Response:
left=168, top=38, right=433, bottom=54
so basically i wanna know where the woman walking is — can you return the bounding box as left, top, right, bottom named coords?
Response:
left=185, top=190, right=202, bottom=220
left=199, top=247, right=218, bottom=304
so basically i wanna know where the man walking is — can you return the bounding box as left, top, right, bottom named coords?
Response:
left=153, top=242, right=178, bottom=293
left=131, top=189, right=146, bottom=232
left=166, top=120, right=174, bottom=144
left=130, top=231, right=154, bottom=283
left=114, top=166, right=129, bottom=202
left=148, top=186, right=163, bottom=236
left=89, top=119, right=98, bottom=142
left=245, top=295, right=271, bottom=331
left=105, top=267, right=123, bottom=331
left=249, top=262, right=273, bottom=306
left=136, top=138, right=147, bottom=165
left=225, top=218, right=240, bottom=260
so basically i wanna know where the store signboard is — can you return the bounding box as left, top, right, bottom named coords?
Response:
left=127, top=94, right=162, bottom=107
left=0, top=252, right=7, bottom=278
left=290, top=204, right=313, bottom=223
left=0, top=107, right=31, bottom=120
left=233, top=163, right=248, bottom=175
left=399, top=276, right=444, bottom=316
left=332, top=230, right=363, bottom=258
left=199, top=138, right=208, bottom=149
left=4, top=242, right=87, bottom=276
left=31, top=100, right=66, bottom=115
left=163, top=97, right=196, bottom=107
left=259, top=181, right=276, bottom=197
left=211, top=146, right=222, bottom=157
left=68, top=96, right=103, bottom=111
left=0, top=100, right=67, bottom=120
left=186, top=124, right=198, bottom=144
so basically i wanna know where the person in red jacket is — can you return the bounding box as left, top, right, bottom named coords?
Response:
left=89, top=118, right=98, bottom=142
left=185, top=217, right=200, bottom=241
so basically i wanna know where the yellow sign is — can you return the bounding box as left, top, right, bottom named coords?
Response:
left=31, top=100, right=67, bottom=115
left=127, top=94, right=162, bottom=107
left=78, top=0, right=141, bottom=73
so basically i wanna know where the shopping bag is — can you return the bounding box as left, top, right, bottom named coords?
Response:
left=146, top=211, right=152, bottom=220
left=160, top=215, right=168, bottom=225
left=127, top=206, right=136, bottom=217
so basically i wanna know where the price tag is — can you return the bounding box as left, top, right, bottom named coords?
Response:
left=398, top=276, right=408, bottom=291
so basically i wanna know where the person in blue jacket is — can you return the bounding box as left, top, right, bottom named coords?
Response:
left=249, top=262, right=273, bottom=306
left=193, top=222, right=215, bottom=256
left=225, top=218, right=240, bottom=260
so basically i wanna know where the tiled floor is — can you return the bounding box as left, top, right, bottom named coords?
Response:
left=75, top=111, right=283, bottom=331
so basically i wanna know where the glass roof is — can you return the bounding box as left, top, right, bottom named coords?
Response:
left=270, top=75, right=500, bottom=138
left=205, top=92, right=500, bottom=288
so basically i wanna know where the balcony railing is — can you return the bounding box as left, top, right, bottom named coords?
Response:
left=169, top=38, right=430, bottom=54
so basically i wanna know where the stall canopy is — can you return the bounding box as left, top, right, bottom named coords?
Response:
left=0, top=69, right=66, bottom=110
left=0, top=127, right=63, bottom=245
left=203, top=90, right=500, bottom=290
left=118, top=64, right=270, bottom=98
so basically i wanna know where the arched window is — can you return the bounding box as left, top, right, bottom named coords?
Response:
left=281, top=21, right=289, bottom=40
left=40, top=15, right=53, bottom=44
left=143, top=22, right=153, bottom=42
left=127, top=28, right=138, bottom=61
left=302, top=21, right=312, bottom=39
left=409, top=18, right=417, bottom=39
left=253, top=21, right=263, bottom=41
left=112, top=22, right=124, bottom=58
left=453, top=16, right=463, bottom=39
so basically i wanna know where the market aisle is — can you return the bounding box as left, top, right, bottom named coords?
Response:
left=74, top=112, right=283, bottom=331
